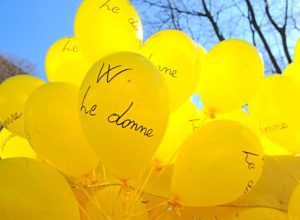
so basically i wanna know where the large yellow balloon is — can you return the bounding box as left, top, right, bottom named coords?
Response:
left=45, top=37, right=89, bottom=86
left=74, top=0, right=143, bottom=64
left=141, top=30, right=201, bottom=110
left=24, top=82, right=98, bottom=179
left=79, top=52, right=169, bottom=180
left=249, top=74, right=300, bottom=153
left=198, top=39, right=264, bottom=115
left=0, top=128, right=36, bottom=159
left=289, top=183, right=300, bottom=220
left=0, top=158, right=81, bottom=220
left=171, top=120, right=264, bottom=207
left=0, top=75, right=45, bottom=137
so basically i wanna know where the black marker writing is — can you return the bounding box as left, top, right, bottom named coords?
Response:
left=1, top=112, right=22, bottom=127
left=62, top=40, right=79, bottom=52
left=107, top=102, right=154, bottom=137
left=189, top=119, right=201, bottom=130
left=99, top=0, right=120, bottom=13
left=97, top=62, right=132, bottom=84
left=242, top=151, right=259, bottom=170
left=128, top=18, right=139, bottom=31
left=260, top=122, right=288, bottom=134
left=158, top=65, right=177, bottom=78
left=81, top=86, right=97, bottom=116
left=244, top=180, right=254, bottom=194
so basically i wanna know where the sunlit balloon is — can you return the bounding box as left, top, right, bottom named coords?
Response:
left=74, top=0, right=143, bottom=64
left=198, top=39, right=264, bottom=115
left=171, top=120, right=264, bottom=206
left=142, top=30, right=201, bottom=110
left=0, top=158, right=81, bottom=220
left=0, top=75, right=45, bottom=137
left=45, top=37, right=89, bottom=86
left=0, top=128, right=36, bottom=159
left=79, top=52, right=169, bottom=180
left=24, top=82, right=98, bottom=179
left=249, top=74, right=300, bottom=153
left=283, top=62, right=300, bottom=84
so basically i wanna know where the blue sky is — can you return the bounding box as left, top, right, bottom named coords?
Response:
left=0, top=0, right=82, bottom=80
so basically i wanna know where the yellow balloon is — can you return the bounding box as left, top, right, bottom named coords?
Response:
left=289, top=183, right=300, bottom=220
left=0, top=158, right=81, bottom=220
left=158, top=207, right=288, bottom=220
left=141, top=30, right=201, bottom=110
left=283, top=62, right=300, bottom=84
left=0, top=128, right=36, bottom=159
left=0, top=75, right=45, bottom=137
left=79, top=52, right=169, bottom=180
left=24, top=82, right=98, bottom=179
left=152, top=99, right=201, bottom=166
left=198, top=39, right=264, bottom=115
left=171, top=120, right=264, bottom=207
left=249, top=74, right=300, bottom=153
left=74, top=0, right=143, bottom=64
left=45, top=37, right=89, bottom=86
left=81, top=185, right=150, bottom=220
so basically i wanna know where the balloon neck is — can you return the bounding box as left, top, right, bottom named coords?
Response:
left=168, top=195, right=184, bottom=215
left=151, top=158, right=164, bottom=172
left=204, top=108, right=216, bottom=119
left=76, top=171, right=98, bottom=186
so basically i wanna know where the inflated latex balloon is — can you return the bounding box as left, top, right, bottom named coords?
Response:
left=0, top=75, right=45, bottom=137
left=171, top=120, right=264, bottom=207
left=289, top=183, right=300, bottom=220
left=198, top=39, right=264, bottom=115
left=158, top=207, right=287, bottom=220
left=249, top=74, right=300, bottom=153
left=81, top=185, right=150, bottom=220
left=0, top=158, right=81, bottom=220
left=79, top=52, right=169, bottom=180
left=45, top=37, right=89, bottom=86
left=0, top=128, right=36, bottom=159
left=283, top=62, right=300, bottom=84
left=142, top=30, right=201, bottom=110
left=24, top=82, right=98, bottom=179
left=152, top=99, right=200, bottom=166
left=74, top=0, right=143, bottom=64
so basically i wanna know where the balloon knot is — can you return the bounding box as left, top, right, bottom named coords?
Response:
left=152, top=159, right=164, bottom=172
left=204, top=108, right=216, bottom=119
left=168, top=195, right=183, bottom=215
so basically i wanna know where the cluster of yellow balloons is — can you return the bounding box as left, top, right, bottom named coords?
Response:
left=2, top=0, right=300, bottom=219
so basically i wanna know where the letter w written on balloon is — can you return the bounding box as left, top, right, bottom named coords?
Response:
left=96, top=62, right=132, bottom=84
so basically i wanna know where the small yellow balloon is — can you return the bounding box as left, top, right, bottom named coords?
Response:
left=79, top=52, right=169, bottom=180
left=0, top=158, right=81, bottom=220
left=0, top=75, right=45, bottom=137
left=24, top=82, right=98, bottom=179
left=0, top=128, right=36, bottom=159
left=141, top=30, right=201, bottom=110
left=283, top=62, right=300, bottom=84
left=45, top=37, right=89, bottom=86
left=249, top=74, right=300, bottom=153
left=171, top=120, right=264, bottom=207
left=74, top=0, right=143, bottom=64
left=198, top=39, right=264, bottom=114
left=289, top=183, right=300, bottom=220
